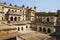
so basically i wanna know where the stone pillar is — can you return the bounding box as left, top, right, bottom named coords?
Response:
left=9, top=16, right=11, bottom=21
left=37, top=27, right=39, bottom=31
left=54, top=17, right=57, bottom=26
left=8, top=17, right=10, bottom=21
left=46, top=28, right=48, bottom=33
left=18, top=17, right=20, bottom=21
left=17, top=16, right=18, bottom=21
left=42, top=27, right=43, bottom=32
left=13, top=16, right=15, bottom=21
left=51, top=28, right=56, bottom=33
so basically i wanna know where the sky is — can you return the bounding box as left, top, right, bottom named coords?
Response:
left=0, top=0, right=60, bottom=12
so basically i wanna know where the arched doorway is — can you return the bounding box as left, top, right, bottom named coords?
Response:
left=47, top=18, right=49, bottom=22
left=47, top=28, right=51, bottom=33
left=39, top=27, right=42, bottom=31
left=43, top=28, right=46, bottom=33
left=14, top=17, right=17, bottom=21
left=10, top=16, right=13, bottom=21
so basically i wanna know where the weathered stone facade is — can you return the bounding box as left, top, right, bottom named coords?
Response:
left=0, top=2, right=60, bottom=40
left=0, top=2, right=36, bottom=40
left=36, top=11, right=60, bottom=36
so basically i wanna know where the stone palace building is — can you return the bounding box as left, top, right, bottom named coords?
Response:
left=0, top=2, right=60, bottom=40
left=0, top=2, right=36, bottom=40
left=36, top=10, right=60, bottom=40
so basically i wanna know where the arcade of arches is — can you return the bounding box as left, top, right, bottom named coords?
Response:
left=37, top=27, right=55, bottom=33
left=9, top=16, right=20, bottom=21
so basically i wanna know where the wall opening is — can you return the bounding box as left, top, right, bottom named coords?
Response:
left=2, top=17, right=3, bottom=20
left=10, top=16, right=13, bottom=21
left=39, top=27, right=42, bottom=31
left=47, top=28, right=51, bottom=33
left=43, top=28, right=46, bottom=32
left=47, top=18, right=49, bottom=22
left=18, top=17, right=20, bottom=21
left=18, top=27, right=20, bottom=31
left=21, top=27, right=23, bottom=30
left=14, top=17, right=17, bottom=21
left=26, top=26, right=28, bottom=28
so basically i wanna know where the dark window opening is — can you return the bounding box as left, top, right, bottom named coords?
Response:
left=2, top=17, right=3, bottom=20
left=47, top=28, right=51, bottom=33
left=43, top=28, right=46, bottom=32
left=39, top=27, right=42, bottom=31
left=26, top=26, right=28, bottom=28
left=18, top=17, right=20, bottom=21
left=8, top=9, right=10, bottom=12
left=18, top=27, right=20, bottom=31
left=21, top=27, right=23, bottom=30
left=47, top=18, right=49, bottom=22
left=12, top=10, right=14, bottom=12
left=10, top=17, right=13, bottom=21
left=14, top=17, right=17, bottom=21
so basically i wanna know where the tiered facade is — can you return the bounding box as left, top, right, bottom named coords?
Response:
left=0, top=2, right=36, bottom=40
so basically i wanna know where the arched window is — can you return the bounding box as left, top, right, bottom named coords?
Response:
left=43, top=28, right=46, bottom=32
left=21, top=27, right=23, bottom=30
left=18, top=27, right=20, bottom=31
left=10, top=16, right=13, bottom=21
left=47, top=18, right=49, bottom=22
left=18, top=17, right=20, bottom=21
left=39, top=27, right=42, bottom=31
left=8, top=9, right=10, bottom=12
left=14, top=17, right=17, bottom=21
left=12, top=10, right=14, bottom=12
left=47, top=28, right=51, bottom=33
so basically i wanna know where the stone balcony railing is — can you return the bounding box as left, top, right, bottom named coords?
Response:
left=36, top=22, right=57, bottom=27
left=0, top=20, right=31, bottom=24
left=9, top=21, right=31, bottom=24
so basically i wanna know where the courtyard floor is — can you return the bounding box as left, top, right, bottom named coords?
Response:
left=18, top=29, right=52, bottom=40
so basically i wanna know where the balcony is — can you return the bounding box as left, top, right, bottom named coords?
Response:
left=36, top=22, right=55, bottom=27
left=9, top=21, right=31, bottom=24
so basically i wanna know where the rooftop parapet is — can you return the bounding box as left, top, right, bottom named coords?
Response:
left=26, top=6, right=29, bottom=8
left=34, top=6, right=36, bottom=9
left=3, top=2, right=7, bottom=5
left=9, top=3, right=13, bottom=6
left=22, top=5, right=25, bottom=7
